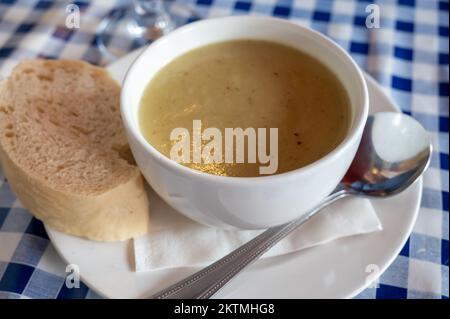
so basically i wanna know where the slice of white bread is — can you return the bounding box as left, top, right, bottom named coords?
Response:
left=0, top=59, right=149, bottom=241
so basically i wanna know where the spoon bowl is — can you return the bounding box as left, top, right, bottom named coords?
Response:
left=343, top=112, right=432, bottom=197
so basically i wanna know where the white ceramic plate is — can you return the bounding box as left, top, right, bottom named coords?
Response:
left=45, top=48, right=422, bottom=299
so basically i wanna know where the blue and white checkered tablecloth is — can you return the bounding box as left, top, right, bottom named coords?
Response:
left=0, top=0, right=448, bottom=299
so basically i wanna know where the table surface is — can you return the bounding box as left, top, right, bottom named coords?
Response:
left=0, top=0, right=448, bottom=299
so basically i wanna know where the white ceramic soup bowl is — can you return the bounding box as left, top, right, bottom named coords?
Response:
left=121, top=16, right=369, bottom=229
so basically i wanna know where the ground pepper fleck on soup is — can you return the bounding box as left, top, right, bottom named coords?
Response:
left=139, top=40, right=351, bottom=177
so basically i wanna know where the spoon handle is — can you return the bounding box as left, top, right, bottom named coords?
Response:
left=151, top=188, right=349, bottom=299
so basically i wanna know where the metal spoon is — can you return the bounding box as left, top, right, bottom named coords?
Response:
left=151, top=112, right=432, bottom=299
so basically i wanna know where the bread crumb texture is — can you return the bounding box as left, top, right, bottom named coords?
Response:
left=0, top=60, right=149, bottom=241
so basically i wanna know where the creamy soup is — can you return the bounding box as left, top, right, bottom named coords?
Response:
left=139, top=40, right=351, bottom=177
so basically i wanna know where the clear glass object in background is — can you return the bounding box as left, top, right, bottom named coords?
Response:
left=96, top=0, right=199, bottom=60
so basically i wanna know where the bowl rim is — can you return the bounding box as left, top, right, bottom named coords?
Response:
left=120, top=15, right=369, bottom=185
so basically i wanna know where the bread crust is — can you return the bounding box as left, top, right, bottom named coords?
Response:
left=0, top=60, right=149, bottom=241
left=0, top=145, right=149, bottom=241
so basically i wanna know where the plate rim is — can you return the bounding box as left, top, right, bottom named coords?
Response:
left=44, top=48, right=422, bottom=299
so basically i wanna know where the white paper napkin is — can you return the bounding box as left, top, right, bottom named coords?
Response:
left=134, top=190, right=382, bottom=272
